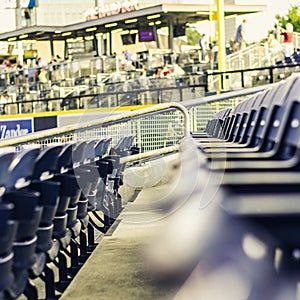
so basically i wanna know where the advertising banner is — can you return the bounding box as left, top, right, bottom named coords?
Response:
left=0, top=0, right=36, bottom=9
left=0, top=118, right=33, bottom=139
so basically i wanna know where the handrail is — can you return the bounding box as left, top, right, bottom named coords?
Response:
left=226, top=42, right=259, bottom=61
left=0, top=102, right=190, bottom=147
left=205, top=62, right=300, bottom=90
left=182, top=83, right=271, bottom=108
left=206, top=62, right=300, bottom=76
left=225, top=42, right=264, bottom=70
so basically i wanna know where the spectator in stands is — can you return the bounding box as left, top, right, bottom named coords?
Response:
left=266, top=34, right=278, bottom=51
left=198, top=33, right=208, bottom=62
left=39, top=68, right=48, bottom=84
left=280, top=23, right=294, bottom=57
left=55, top=55, right=65, bottom=80
left=36, top=57, right=47, bottom=82
left=235, top=19, right=247, bottom=50
left=212, top=41, right=218, bottom=69
left=10, top=63, right=17, bottom=85
left=162, top=65, right=172, bottom=77
left=154, top=67, right=163, bottom=78
left=231, top=41, right=238, bottom=53
left=15, top=60, right=23, bottom=85
left=123, top=50, right=135, bottom=71
left=139, top=69, right=150, bottom=104
left=207, top=38, right=216, bottom=65
left=265, top=34, right=282, bottom=65
left=124, top=49, right=131, bottom=61
left=36, top=57, right=47, bottom=68
left=48, top=56, right=57, bottom=81
left=1, top=60, right=7, bottom=69
left=23, top=60, right=29, bottom=85
left=139, top=69, right=149, bottom=88
left=4, top=61, right=12, bottom=86
left=28, top=61, right=35, bottom=84
left=0, top=92, right=8, bottom=105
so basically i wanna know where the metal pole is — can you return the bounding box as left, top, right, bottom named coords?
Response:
left=49, top=34, right=54, bottom=57
left=216, top=0, right=226, bottom=90
left=154, top=25, right=160, bottom=49
left=15, top=0, right=22, bottom=29
left=108, top=31, right=112, bottom=55
left=168, top=17, right=174, bottom=51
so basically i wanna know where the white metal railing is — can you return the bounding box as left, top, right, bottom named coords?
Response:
left=226, top=43, right=264, bottom=71
left=183, top=84, right=271, bottom=133
left=209, top=39, right=293, bottom=91
left=293, top=32, right=300, bottom=51
left=0, top=103, right=190, bottom=158
left=225, top=33, right=300, bottom=74
left=207, top=43, right=267, bottom=91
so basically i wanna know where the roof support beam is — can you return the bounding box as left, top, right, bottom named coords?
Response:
left=49, top=34, right=54, bottom=57
left=216, top=0, right=226, bottom=89
left=168, top=17, right=174, bottom=51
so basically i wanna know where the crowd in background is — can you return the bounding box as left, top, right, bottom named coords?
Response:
left=0, top=20, right=296, bottom=99
left=197, top=19, right=294, bottom=67
left=0, top=54, right=68, bottom=89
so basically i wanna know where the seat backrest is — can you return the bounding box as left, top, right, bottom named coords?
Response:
left=229, top=96, right=258, bottom=142
left=277, top=100, right=300, bottom=159
left=103, top=137, right=112, bottom=154
left=127, top=135, right=135, bottom=148
left=212, top=107, right=232, bottom=138
left=220, top=101, right=244, bottom=140
left=266, top=74, right=300, bottom=159
left=237, top=87, right=273, bottom=142
left=248, top=76, right=295, bottom=147
left=205, top=107, right=230, bottom=137
left=258, top=74, right=300, bottom=152
left=111, top=136, right=132, bottom=155
left=94, top=138, right=111, bottom=159
left=32, top=145, right=63, bottom=180
left=6, top=148, right=40, bottom=192
left=0, top=202, right=17, bottom=256
left=56, top=143, right=73, bottom=173
left=72, top=141, right=88, bottom=167
left=82, top=139, right=96, bottom=164
left=113, top=136, right=126, bottom=150
left=224, top=98, right=253, bottom=141
left=0, top=152, right=15, bottom=195
left=233, top=91, right=266, bottom=143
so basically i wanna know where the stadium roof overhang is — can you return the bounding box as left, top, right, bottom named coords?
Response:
left=0, top=3, right=266, bottom=42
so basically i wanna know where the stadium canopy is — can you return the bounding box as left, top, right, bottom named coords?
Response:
left=0, top=3, right=266, bottom=56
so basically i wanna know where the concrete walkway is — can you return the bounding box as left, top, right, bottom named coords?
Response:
left=60, top=178, right=183, bottom=300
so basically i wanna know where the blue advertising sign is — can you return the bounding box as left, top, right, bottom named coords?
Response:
left=0, top=119, right=33, bottom=139
left=1, top=0, right=36, bottom=8
left=21, top=0, right=36, bottom=8
left=27, top=0, right=36, bottom=8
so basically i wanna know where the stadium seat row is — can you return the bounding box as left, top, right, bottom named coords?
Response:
left=168, top=73, right=300, bottom=298
left=0, top=135, right=137, bottom=300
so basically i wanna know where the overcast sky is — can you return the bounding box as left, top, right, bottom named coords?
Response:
left=245, top=0, right=299, bottom=40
